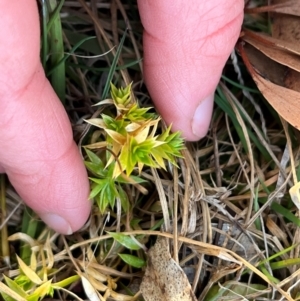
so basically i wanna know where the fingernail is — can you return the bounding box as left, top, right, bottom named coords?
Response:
left=40, top=213, right=73, bottom=235
left=191, top=94, right=214, bottom=139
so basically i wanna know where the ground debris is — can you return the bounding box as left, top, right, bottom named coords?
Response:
left=140, top=237, right=197, bottom=301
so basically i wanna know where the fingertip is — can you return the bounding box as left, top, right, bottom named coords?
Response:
left=161, top=94, right=214, bottom=142
left=39, top=197, right=91, bottom=235
left=36, top=145, right=91, bottom=234
left=6, top=141, right=91, bottom=235
left=39, top=213, right=74, bottom=235
left=190, top=94, right=214, bottom=141
left=138, top=0, right=243, bottom=142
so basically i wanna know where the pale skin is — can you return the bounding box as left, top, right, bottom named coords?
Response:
left=0, top=0, right=243, bottom=234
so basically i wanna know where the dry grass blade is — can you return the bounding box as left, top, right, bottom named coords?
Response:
left=123, top=231, right=294, bottom=301
left=245, top=0, right=300, bottom=17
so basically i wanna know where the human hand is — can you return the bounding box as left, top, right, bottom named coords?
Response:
left=0, top=0, right=243, bottom=234
left=0, top=1, right=90, bottom=234
left=137, top=0, right=244, bottom=141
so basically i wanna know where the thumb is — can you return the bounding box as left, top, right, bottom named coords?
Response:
left=137, top=0, right=244, bottom=141
left=0, top=0, right=90, bottom=234
left=0, top=66, right=91, bottom=235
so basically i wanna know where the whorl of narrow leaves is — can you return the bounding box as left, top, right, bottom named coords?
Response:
left=85, top=83, right=184, bottom=178
left=84, top=83, right=184, bottom=212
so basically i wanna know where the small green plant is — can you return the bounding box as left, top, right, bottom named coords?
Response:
left=0, top=243, right=79, bottom=301
left=84, top=83, right=185, bottom=213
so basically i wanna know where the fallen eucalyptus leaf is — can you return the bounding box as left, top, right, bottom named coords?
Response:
left=140, top=237, right=196, bottom=301
left=243, top=31, right=300, bottom=72
left=239, top=43, right=300, bottom=130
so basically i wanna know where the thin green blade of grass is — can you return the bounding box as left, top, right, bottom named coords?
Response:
left=258, top=197, right=300, bottom=227
left=47, top=0, right=65, bottom=104
left=254, top=186, right=262, bottom=230
left=41, top=0, right=48, bottom=69
left=221, top=76, right=260, bottom=93
left=52, top=275, right=80, bottom=288
left=20, top=208, right=39, bottom=264
left=270, top=258, right=300, bottom=271
left=270, top=201, right=300, bottom=227
left=260, top=266, right=279, bottom=284
left=216, top=87, right=272, bottom=162
left=243, top=245, right=300, bottom=278
left=66, top=59, right=142, bottom=74
left=258, top=243, right=299, bottom=266
left=63, top=30, right=102, bottom=55
left=46, top=0, right=64, bottom=33
left=102, top=28, right=128, bottom=100
left=215, top=93, right=248, bottom=152
left=47, top=36, right=96, bottom=77
left=258, top=179, right=300, bottom=227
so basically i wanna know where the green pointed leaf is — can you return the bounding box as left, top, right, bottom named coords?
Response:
left=114, top=174, right=145, bottom=184
left=125, top=104, right=156, bottom=121
left=85, top=149, right=103, bottom=167
left=94, top=194, right=107, bottom=214
left=27, top=280, right=53, bottom=301
left=3, top=276, right=28, bottom=298
left=102, top=114, right=126, bottom=131
left=89, top=183, right=105, bottom=199
left=100, top=186, right=112, bottom=212
left=85, top=161, right=106, bottom=177
left=118, top=254, right=146, bottom=268
left=0, top=280, right=27, bottom=301
left=14, top=275, right=32, bottom=291
left=117, top=184, right=130, bottom=212
left=1, top=292, right=16, bottom=301
left=108, top=232, right=141, bottom=250
left=110, top=82, right=132, bottom=107
left=52, top=275, right=80, bottom=288
left=101, top=28, right=128, bottom=99
left=89, top=177, right=107, bottom=186
left=92, top=178, right=118, bottom=212
left=119, top=142, right=135, bottom=176
left=107, top=180, right=118, bottom=207
left=150, top=149, right=167, bottom=169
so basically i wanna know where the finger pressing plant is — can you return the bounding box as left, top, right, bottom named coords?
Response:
left=84, top=83, right=185, bottom=213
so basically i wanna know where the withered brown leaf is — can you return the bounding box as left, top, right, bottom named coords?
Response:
left=140, top=237, right=197, bottom=301
left=240, top=0, right=300, bottom=129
